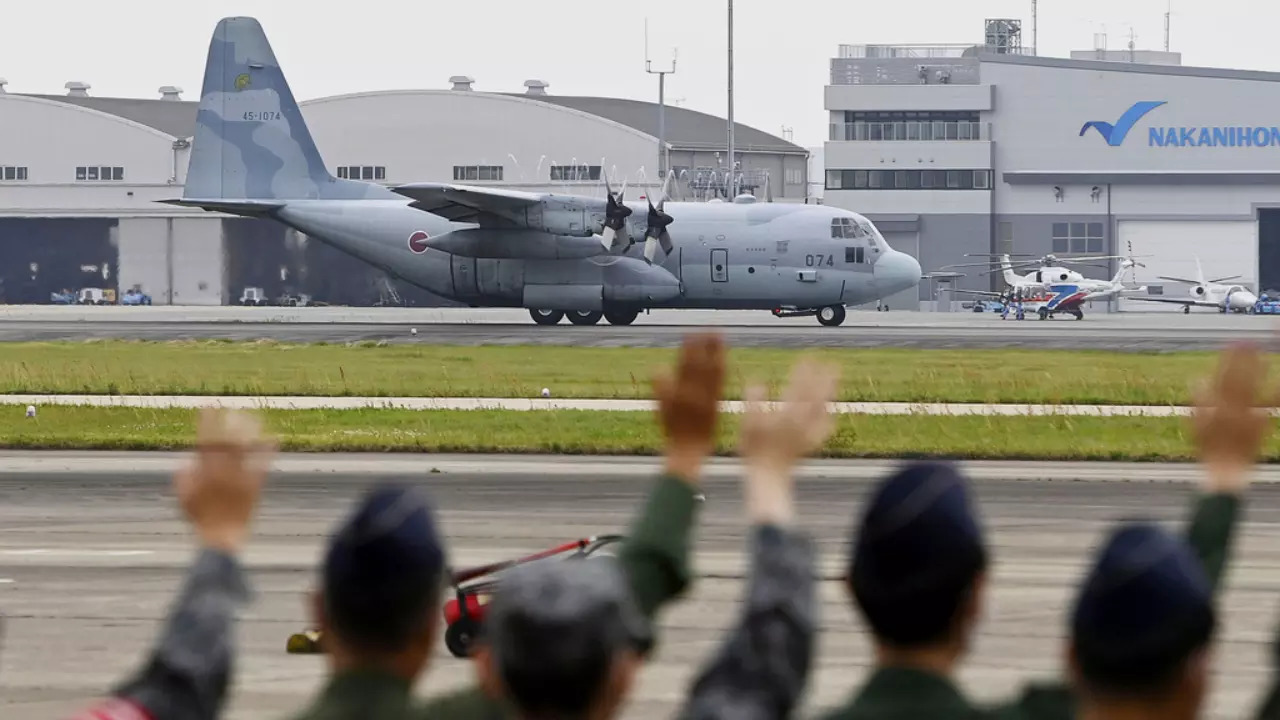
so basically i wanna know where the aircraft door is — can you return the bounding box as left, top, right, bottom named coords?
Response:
left=451, top=255, right=478, bottom=298
left=711, top=249, right=728, bottom=283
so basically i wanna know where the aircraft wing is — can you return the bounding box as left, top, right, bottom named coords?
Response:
left=392, top=183, right=556, bottom=223
left=1124, top=296, right=1221, bottom=308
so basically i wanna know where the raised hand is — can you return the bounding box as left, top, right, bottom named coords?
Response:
left=740, top=358, right=841, bottom=525
left=1192, top=341, right=1278, bottom=493
left=653, top=333, right=728, bottom=483
left=174, top=408, right=276, bottom=553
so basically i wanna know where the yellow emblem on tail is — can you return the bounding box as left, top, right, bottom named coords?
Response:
left=234, top=73, right=251, bottom=91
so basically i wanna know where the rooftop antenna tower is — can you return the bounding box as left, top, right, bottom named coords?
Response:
left=727, top=0, right=736, bottom=196
left=984, top=18, right=1023, bottom=54
left=1031, top=0, right=1038, bottom=54
left=1164, top=0, right=1171, bottom=51
left=1127, top=27, right=1137, bottom=63
left=645, top=19, right=677, bottom=181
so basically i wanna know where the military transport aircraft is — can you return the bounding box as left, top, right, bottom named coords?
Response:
left=162, top=17, right=922, bottom=327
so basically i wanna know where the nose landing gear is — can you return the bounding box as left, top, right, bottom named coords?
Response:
left=771, top=305, right=847, bottom=326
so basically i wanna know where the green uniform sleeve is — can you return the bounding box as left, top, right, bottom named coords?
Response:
left=619, top=473, right=700, bottom=620
left=1184, top=492, right=1240, bottom=593
left=990, top=491, right=1242, bottom=720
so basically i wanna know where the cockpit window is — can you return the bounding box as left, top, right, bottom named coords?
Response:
left=857, top=219, right=878, bottom=246
left=831, top=217, right=868, bottom=240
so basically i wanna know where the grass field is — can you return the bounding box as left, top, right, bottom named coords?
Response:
left=0, top=404, right=1244, bottom=462
left=0, top=340, right=1228, bottom=405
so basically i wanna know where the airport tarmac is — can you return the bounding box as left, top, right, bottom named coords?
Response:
left=2, top=453, right=1279, bottom=720
left=0, top=305, right=1275, bottom=350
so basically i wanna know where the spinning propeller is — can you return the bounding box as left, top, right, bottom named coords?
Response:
left=598, top=174, right=633, bottom=250
left=642, top=172, right=676, bottom=264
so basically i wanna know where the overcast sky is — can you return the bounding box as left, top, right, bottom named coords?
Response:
left=3, top=0, right=1272, bottom=148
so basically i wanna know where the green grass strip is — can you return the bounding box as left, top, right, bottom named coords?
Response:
left=0, top=340, right=1222, bottom=405
left=0, top=404, right=1244, bottom=462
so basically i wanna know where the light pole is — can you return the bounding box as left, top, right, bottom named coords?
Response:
left=645, top=20, right=677, bottom=183
left=727, top=0, right=736, bottom=197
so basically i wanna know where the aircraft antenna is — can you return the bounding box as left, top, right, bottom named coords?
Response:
left=645, top=19, right=677, bottom=186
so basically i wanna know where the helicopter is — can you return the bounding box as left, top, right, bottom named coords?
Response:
left=940, top=247, right=1149, bottom=320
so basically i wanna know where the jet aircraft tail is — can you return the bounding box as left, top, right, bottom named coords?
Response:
left=178, top=17, right=390, bottom=207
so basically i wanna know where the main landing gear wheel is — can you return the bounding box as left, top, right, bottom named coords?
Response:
left=1072, top=309, right=1084, bottom=320
left=567, top=310, right=603, bottom=326
left=445, top=617, right=479, bottom=658
left=816, top=305, right=847, bottom=327
left=1038, top=307, right=1050, bottom=320
left=604, top=308, right=640, bottom=326
left=530, top=309, right=564, bottom=325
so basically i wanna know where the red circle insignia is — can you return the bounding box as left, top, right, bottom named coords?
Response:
left=408, top=230, right=430, bottom=254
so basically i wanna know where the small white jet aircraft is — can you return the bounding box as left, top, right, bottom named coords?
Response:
left=1124, top=257, right=1258, bottom=314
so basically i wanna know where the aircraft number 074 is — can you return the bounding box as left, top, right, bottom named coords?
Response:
left=805, top=254, right=834, bottom=267
left=242, top=111, right=283, bottom=121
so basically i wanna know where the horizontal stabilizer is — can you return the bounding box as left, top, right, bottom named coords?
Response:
left=158, top=198, right=285, bottom=216
left=1208, top=275, right=1243, bottom=283
left=1155, top=276, right=1201, bottom=284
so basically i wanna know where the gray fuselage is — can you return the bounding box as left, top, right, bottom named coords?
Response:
left=271, top=197, right=921, bottom=312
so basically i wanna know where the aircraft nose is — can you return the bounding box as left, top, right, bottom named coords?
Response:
left=875, top=250, right=922, bottom=293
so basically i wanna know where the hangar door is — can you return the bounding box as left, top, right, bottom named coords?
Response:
left=879, top=231, right=920, bottom=310
left=1116, top=220, right=1256, bottom=312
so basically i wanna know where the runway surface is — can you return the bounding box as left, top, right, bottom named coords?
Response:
left=0, top=306, right=1275, bottom=350
left=3, top=453, right=1280, bottom=719
left=0, top=394, right=1204, bottom=416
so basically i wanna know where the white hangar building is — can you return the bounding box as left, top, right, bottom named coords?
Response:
left=825, top=18, right=1280, bottom=311
left=0, top=77, right=808, bottom=306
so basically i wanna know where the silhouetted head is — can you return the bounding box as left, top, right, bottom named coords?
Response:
left=313, top=484, right=447, bottom=683
left=474, top=558, right=651, bottom=720
left=1069, top=522, right=1215, bottom=720
left=848, top=462, right=988, bottom=661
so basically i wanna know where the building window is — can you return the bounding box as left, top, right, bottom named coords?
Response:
left=1051, top=221, right=1105, bottom=254
left=831, top=111, right=986, bottom=142
left=550, top=164, right=602, bottom=181
left=825, top=169, right=990, bottom=190
left=336, top=165, right=386, bottom=181
left=0, top=166, right=28, bottom=181
left=76, top=166, right=124, bottom=181
left=452, top=165, right=504, bottom=181
left=784, top=167, right=803, bottom=185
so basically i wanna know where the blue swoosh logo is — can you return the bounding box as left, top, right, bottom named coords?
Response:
left=1080, top=101, right=1166, bottom=145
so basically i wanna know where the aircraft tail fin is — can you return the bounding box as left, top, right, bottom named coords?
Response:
left=1000, top=254, right=1020, bottom=286
left=1194, top=255, right=1206, bottom=287
left=180, top=17, right=384, bottom=203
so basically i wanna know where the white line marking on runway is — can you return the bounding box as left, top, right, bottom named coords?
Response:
left=0, top=395, right=1200, bottom=417
left=0, top=549, right=153, bottom=557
